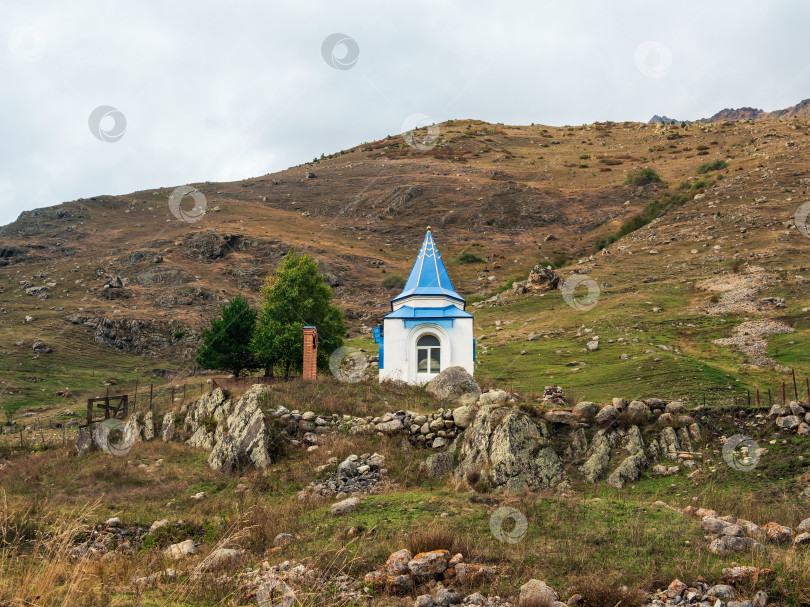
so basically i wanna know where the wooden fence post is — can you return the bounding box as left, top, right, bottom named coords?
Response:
left=792, top=369, right=799, bottom=401
left=149, top=384, right=153, bottom=411
left=134, top=379, right=139, bottom=408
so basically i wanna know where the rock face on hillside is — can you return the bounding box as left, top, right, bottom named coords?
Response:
left=455, top=405, right=566, bottom=491
left=425, top=367, right=481, bottom=405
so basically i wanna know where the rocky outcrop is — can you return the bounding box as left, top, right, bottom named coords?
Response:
left=513, top=264, right=560, bottom=294
left=425, top=367, right=481, bottom=405
left=455, top=405, right=566, bottom=491
left=64, top=315, right=198, bottom=357
left=185, top=385, right=273, bottom=473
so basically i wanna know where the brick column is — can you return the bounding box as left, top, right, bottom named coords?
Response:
left=302, top=326, right=318, bottom=381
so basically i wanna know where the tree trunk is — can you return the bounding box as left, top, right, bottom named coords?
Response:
left=265, top=364, right=274, bottom=378
left=284, top=360, right=291, bottom=381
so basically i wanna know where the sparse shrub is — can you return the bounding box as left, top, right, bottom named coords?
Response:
left=579, top=154, right=591, bottom=160
left=382, top=274, right=406, bottom=290
left=709, top=293, right=721, bottom=304
left=407, top=526, right=459, bottom=555
left=465, top=469, right=481, bottom=486
left=696, top=159, right=728, bottom=174
left=455, top=252, right=485, bottom=264
left=624, top=168, right=662, bottom=185
left=574, top=578, right=646, bottom=607
left=730, top=258, right=744, bottom=273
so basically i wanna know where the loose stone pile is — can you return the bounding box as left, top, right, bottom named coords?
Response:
left=680, top=505, right=810, bottom=553
left=364, top=549, right=496, bottom=597
left=302, top=453, right=390, bottom=498
left=70, top=517, right=150, bottom=559
left=768, top=401, right=810, bottom=436
left=645, top=577, right=770, bottom=607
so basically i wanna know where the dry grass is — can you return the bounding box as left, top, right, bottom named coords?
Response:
left=406, top=526, right=461, bottom=556
left=571, top=577, right=647, bottom=607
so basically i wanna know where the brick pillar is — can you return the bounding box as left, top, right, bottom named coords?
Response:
left=302, top=326, right=318, bottom=381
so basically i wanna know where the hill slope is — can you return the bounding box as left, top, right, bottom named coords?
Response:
left=1, top=114, right=810, bottom=411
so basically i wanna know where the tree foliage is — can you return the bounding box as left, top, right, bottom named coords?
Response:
left=195, top=295, right=258, bottom=377
left=252, top=250, right=346, bottom=378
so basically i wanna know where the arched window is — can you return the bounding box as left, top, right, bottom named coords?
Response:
left=417, top=334, right=441, bottom=374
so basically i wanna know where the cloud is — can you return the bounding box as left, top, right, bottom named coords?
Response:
left=2, top=0, right=810, bottom=226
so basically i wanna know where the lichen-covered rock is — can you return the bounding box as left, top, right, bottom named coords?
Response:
left=419, top=451, right=454, bottom=478
left=384, top=549, right=412, bottom=575
left=206, top=385, right=272, bottom=473
left=425, top=367, right=481, bottom=405
left=75, top=426, right=94, bottom=456
left=776, top=415, right=801, bottom=430
left=626, top=401, right=650, bottom=425
left=763, top=521, right=793, bottom=544
left=455, top=405, right=565, bottom=491
left=580, top=428, right=618, bottom=482
left=408, top=550, right=450, bottom=578
left=161, top=412, right=175, bottom=442
left=478, top=389, right=509, bottom=407
left=184, top=388, right=228, bottom=433
left=142, top=413, right=155, bottom=441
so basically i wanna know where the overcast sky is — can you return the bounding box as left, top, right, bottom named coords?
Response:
left=2, top=0, right=809, bottom=227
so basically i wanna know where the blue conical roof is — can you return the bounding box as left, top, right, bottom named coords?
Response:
left=392, top=230, right=465, bottom=307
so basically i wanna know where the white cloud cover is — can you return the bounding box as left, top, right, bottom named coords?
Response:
left=2, top=0, right=809, bottom=226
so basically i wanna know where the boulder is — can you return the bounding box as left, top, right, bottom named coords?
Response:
left=377, top=418, right=404, bottom=434
left=543, top=410, right=577, bottom=425
left=408, top=550, right=450, bottom=578
left=626, top=401, right=650, bottom=424
left=706, top=585, right=736, bottom=601
left=331, top=497, right=359, bottom=516
left=274, top=533, right=294, bottom=547
left=416, top=595, right=434, bottom=607
left=207, top=385, right=273, bottom=473
left=763, top=522, right=793, bottom=544
left=572, top=401, right=598, bottom=421
left=434, top=587, right=463, bottom=606
left=142, top=413, right=155, bottom=442
left=452, top=406, right=474, bottom=428
left=384, top=549, right=412, bottom=575
left=419, top=452, right=454, bottom=478
left=164, top=539, right=195, bottom=560
left=776, top=415, right=801, bottom=430
left=425, top=367, right=481, bottom=405
left=160, top=412, right=175, bottom=442
left=199, top=547, right=244, bottom=571
left=74, top=426, right=94, bottom=456
left=594, top=404, right=618, bottom=425
left=793, top=532, right=810, bottom=546
left=519, top=580, right=559, bottom=607
left=665, top=401, right=686, bottom=414
left=479, top=389, right=509, bottom=407
left=455, top=405, right=565, bottom=491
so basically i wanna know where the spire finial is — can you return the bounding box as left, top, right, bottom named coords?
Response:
left=426, top=225, right=431, bottom=232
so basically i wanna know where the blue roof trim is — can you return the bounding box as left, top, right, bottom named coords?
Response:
left=384, top=305, right=473, bottom=320
left=391, top=231, right=465, bottom=307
